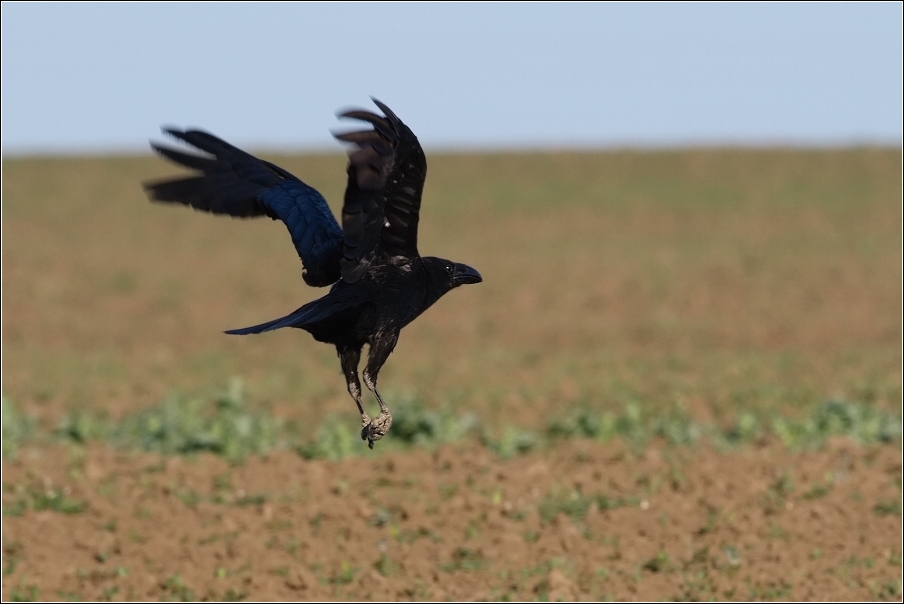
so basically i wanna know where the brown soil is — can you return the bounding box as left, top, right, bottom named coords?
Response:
left=2, top=151, right=901, bottom=601
left=3, top=440, right=901, bottom=601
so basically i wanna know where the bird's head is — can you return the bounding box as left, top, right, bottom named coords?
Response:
left=423, top=256, right=483, bottom=292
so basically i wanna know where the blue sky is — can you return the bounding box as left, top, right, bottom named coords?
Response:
left=2, top=3, right=901, bottom=154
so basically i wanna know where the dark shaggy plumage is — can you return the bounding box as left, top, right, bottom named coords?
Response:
left=144, top=100, right=481, bottom=448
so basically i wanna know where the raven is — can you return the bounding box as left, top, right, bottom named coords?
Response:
left=144, top=100, right=482, bottom=449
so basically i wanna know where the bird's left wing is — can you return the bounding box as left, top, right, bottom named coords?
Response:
left=144, top=129, right=343, bottom=287
left=333, top=100, right=427, bottom=282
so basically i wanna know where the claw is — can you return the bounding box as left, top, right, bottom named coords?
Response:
left=362, top=410, right=393, bottom=449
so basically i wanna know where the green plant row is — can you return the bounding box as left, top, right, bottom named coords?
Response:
left=2, top=382, right=901, bottom=463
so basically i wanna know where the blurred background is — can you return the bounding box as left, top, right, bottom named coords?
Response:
left=2, top=3, right=902, bottom=154
left=2, top=5, right=902, bottom=601
left=2, top=1, right=901, bottom=437
left=2, top=0, right=902, bottom=439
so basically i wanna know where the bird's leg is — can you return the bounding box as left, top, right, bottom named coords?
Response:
left=337, top=345, right=369, bottom=431
left=361, top=333, right=398, bottom=449
left=362, top=371, right=392, bottom=449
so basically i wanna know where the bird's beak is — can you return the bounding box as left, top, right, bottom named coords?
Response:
left=453, top=263, right=482, bottom=285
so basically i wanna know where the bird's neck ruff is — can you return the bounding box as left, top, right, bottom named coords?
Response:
left=417, top=256, right=434, bottom=311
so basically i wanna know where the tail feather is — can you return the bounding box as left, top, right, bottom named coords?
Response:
left=225, top=309, right=309, bottom=335
left=225, top=294, right=366, bottom=336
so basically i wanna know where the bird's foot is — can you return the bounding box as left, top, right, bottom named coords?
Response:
left=362, top=410, right=393, bottom=450
left=360, top=412, right=372, bottom=431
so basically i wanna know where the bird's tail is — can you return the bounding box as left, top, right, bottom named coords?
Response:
left=225, top=308, right=309, bottom=335
left=225, top=294, right=366, bottom=336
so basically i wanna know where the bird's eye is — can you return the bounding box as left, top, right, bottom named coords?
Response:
left=445, top=264, right=454, bottom=275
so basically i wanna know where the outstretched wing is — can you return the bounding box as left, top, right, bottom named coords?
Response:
left=144, top=129, right=343, bottom=287
left=333, top=99, right=426, bottom=282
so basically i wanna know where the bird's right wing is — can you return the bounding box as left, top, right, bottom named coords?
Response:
left=144, top=128, right=343, bottom=287
left=333, top=100, right=427, bottom=282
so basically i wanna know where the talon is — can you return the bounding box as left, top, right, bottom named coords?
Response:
left=363, top=411, right=393, bottom=449
left=360, top=413, right=372, bottom=441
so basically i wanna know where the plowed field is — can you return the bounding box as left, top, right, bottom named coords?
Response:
left=2, top=149, right=901, bottom=600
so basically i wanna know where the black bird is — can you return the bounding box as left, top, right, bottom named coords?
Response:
left=144, top=100, right=481, bottom=448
